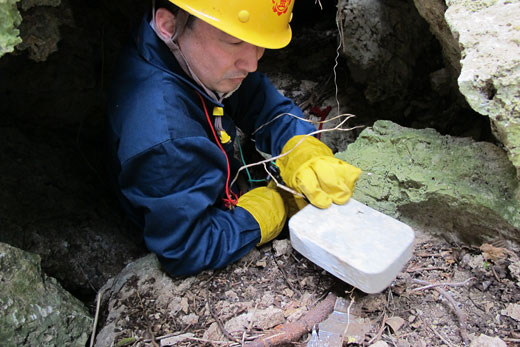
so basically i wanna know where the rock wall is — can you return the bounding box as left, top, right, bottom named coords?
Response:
left=337, top=0, right=433, bottom=104
left=337, top=120, right=520, bottom=246
left=413, top=0, right=520, bottom=180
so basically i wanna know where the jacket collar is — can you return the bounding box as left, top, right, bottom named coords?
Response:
left=133, top=13, right=223, bottom=106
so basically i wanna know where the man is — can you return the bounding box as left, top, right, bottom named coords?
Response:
left=107, top=0, right=361, bottom=276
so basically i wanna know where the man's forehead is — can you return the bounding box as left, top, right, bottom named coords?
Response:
left=192, top=17, right=242, bottom=42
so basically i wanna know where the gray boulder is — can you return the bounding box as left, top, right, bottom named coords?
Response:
left=414, top=0, right=520, bottom=180
left=0, top=242, right=92, bottom=346
left=337, top=0, right=432, bottom=103
left=337, top=120, right=520, bottom=246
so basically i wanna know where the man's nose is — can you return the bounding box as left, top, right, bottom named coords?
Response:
left=236, top=44, right=265, bottom=73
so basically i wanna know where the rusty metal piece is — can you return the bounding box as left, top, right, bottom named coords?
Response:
left=245, top=292, right=337, bottom=347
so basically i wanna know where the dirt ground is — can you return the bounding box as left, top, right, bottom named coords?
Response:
left=102, top=226, right=520, bottom=347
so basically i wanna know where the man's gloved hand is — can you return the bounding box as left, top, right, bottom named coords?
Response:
left=275, top=135, right=362, bottom=209
left=237, top=187, right=287, bottom=245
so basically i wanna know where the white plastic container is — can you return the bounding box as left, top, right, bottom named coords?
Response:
left=289, top=199, right=415, bottom=293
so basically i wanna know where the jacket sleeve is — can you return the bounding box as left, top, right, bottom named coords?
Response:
left=119, top=136, right=261, bottom=276
left=230, top=72, right=317, bottom=156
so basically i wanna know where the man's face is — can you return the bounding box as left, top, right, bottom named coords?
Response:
left=178, top=19, right=265, bottom=93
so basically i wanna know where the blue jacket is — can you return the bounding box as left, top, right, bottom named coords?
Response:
left=107, top=14, right=316, bottom=276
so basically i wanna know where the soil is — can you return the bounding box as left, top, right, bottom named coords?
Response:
left=99, top=230, right=520, bottom=347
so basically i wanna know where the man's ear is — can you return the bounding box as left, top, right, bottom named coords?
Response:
left=155, top=8, right=176, bottom=40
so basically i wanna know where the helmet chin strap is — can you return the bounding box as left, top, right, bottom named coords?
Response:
left=151, top=0, right=239, bottom=103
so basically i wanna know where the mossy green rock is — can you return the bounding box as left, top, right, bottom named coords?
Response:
left=0, top=242, right=92, bottom=346
left=337, top=120, right=520, bottom=245
left=0, top=0, right=22, bottom=57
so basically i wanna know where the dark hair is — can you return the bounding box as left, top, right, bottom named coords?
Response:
left=155, top=0, right=196, bottom=28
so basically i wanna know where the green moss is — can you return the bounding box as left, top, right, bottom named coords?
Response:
left=0, top=0, right=22, bottom=57
left=337, top=120, right=520, bottom=244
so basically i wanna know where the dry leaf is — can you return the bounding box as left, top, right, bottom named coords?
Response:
left=343, top=317, right=371, bottom=344
left=283, top=288, right=294, bottom=298
left=480, top=243, right=506, bottom=261
left=180, top=297, right=189, bottom=314
left=386, top=316, right=406, bottom=333
left=160, top=333, right=195, bottom=346
left=256, top=258, right=267, bottom=267
left=501, top=303, right=520, bottom=321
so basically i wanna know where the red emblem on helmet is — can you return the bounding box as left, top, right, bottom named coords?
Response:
left=272, top=0, right=291, bottom=16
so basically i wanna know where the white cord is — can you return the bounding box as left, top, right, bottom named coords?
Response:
left=231, top=113, right=362, bottom=189
left=334, top=1, right=346, bottom=116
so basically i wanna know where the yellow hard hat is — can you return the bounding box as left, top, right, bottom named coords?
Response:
left=168, top=0, right=295, bottom=49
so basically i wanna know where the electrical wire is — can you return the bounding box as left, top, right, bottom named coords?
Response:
left=236, top=137, right=266, bottom=188
left=231, top=113, right=363, bottom=192
left=252, top=111, right=353, bottom=136
left=196, top=92, right=238, bottom=208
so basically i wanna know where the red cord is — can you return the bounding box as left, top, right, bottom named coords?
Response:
left=196, top=92, right=238, bottom=208
left=309, top=105, right=332, bottom=140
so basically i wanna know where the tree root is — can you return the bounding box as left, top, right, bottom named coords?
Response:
left=245, top=292, right=336, bottom=347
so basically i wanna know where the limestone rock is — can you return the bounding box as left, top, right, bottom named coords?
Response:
left=0, top=0, right=22, bottom=57
left=337, top=120, right=520, bottom=245
left=337, top=0, right=431, bottom=103
left=414, top=0, right=520, bottom=179
left=446, top=1, right=520, bottom=179
left=0, top=242, right=92, bottom=346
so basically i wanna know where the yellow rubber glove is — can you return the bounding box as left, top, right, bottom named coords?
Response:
left=275, top=135, right=362, bottom=209
left=236, top=187, right=287, bottom=245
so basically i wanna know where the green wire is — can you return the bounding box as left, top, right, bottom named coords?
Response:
left=237, top=138, right=266, bottom=188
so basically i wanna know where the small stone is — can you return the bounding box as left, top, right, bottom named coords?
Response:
left=273, top=239, right=292, bottom=257
left=224, top=290, right=238, bottom=302
left=180, top=297, right=189, bottom=314
left=180, top=313, right=199, bottom=325
left=501, top=303, right=520, bottom=321
left=283, top=288, right=294, bottom=298
left=469, top=334, right=507, bottom=347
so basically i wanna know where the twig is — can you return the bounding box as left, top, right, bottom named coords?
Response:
left=146, top=325, right=159, bottom=347
left=89, top=289, right=104, bottom=347
left=205, top=289, right=239, bottom=343
left=245, top=292, right=336, bottom=347
left=490, top=266, right=503, bottom=283
left=411, top=278, right=475, bottom=292
left=419, top=317, right=456, bottom=347
left=271, top=244, right=301, bottom=298
left=504, top=338, right=520, bottom=343
left=366, top=313, right=387, bottom=345
left=415, top=252, right=448, bottom=258
left=182, top=336, right=239, bottom=345
left=242, top=303, right=258, bottom=345
left=406, top=266, right=450, bottom=273
left=413, top=279, right=470, bottom=345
